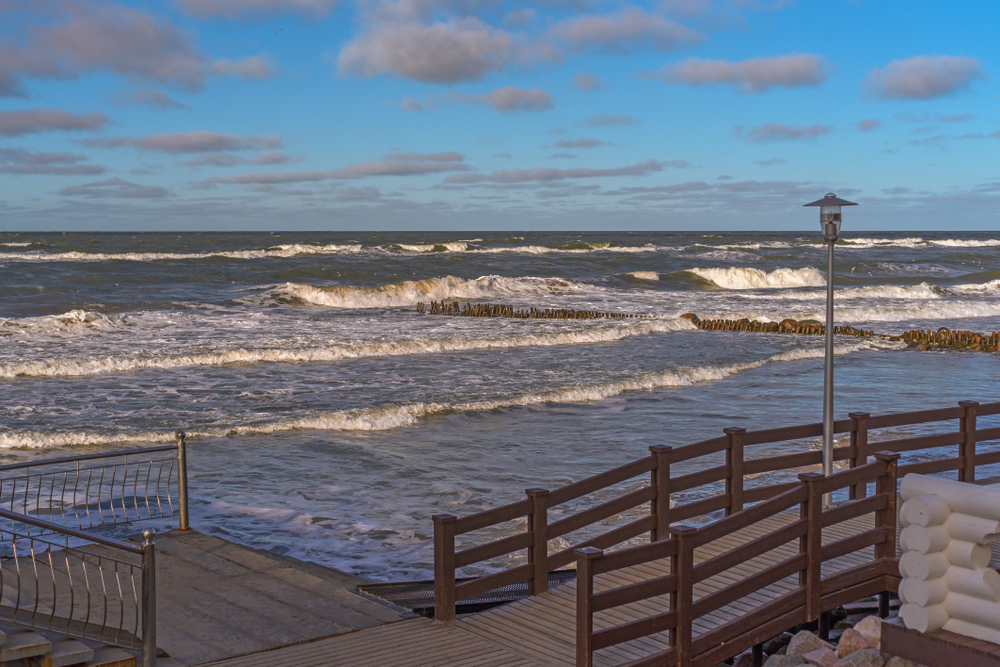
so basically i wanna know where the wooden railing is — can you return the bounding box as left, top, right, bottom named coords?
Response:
left=575, top=452, right=900, bottom=667
left=432, top=400, right=1000, bottom=622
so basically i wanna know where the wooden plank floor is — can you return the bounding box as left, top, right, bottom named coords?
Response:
left=203, top=507, right=887, bottom=667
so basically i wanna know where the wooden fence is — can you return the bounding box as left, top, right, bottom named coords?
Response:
left=432, top=400, right=1000, bottom=624
left=575, top=452, right=900, bottom=667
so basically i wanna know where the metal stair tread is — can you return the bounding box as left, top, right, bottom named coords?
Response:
left=31, top=639, right=94, bottom=667
left=83, top=646, right=136, bottom=667
left=1, top=631, right=52, bottom=662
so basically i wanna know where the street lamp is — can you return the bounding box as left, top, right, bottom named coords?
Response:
left=804, top=193, right=858, bottom=507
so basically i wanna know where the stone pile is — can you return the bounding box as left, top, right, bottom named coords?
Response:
left=416, top=301, right=648, bottom=319
left=721, top=614, right=915, bottom=667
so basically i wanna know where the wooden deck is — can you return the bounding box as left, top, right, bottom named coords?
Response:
left=203, top=506, right=883, bottom=667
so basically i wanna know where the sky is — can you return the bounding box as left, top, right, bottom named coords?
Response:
left=1, top=0, right=998, bottom=231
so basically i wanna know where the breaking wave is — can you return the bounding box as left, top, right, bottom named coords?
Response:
left=0, top=319, right=690, bottom=379
left=272, top=275, right=600, bottom=308
left=623, top=271, right=660, bottom=281
left=1, top=309, right=128, bottom=337
left=0, top=244, right=366, bottom=262
left=392, top=242, right=469, bottom=253
left=3, top=345, right=872, bottom=447
left=688, top=267, right=826, bottom=289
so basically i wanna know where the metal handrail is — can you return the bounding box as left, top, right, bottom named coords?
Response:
left=0, top=445, right=178, bottom=472
left=0, top=506, right=142, bottom=554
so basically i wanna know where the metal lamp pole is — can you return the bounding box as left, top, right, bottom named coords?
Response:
left=804, top=193, right=858, bottom=507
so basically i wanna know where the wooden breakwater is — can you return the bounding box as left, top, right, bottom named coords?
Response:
left=680, top=313, right=876, bottom=338
left=415, top=302, right=1000, bottom=352
left=416, top=301, right=649, bottom=319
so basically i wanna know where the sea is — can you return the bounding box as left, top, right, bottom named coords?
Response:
left=2, top=231, right=1000, bottom=581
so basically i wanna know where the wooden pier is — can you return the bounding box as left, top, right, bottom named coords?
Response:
left=197, top=401, right=1000, bottom=667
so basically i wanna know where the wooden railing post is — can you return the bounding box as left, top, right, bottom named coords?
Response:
left=874, top=451, right=900, bottom=618
left=575, top=547, right=603, bottom=667
left=873, top=451, right=900, bottom=561
left=959, top=401, right=979, bottom=482
left=526, top=488, right=550, bottom=595
left=723, top=427, right=745, bottom=516
left=848, top=412, right=869, bottom=500
left=798, top=472, right=823, bottom=622
left=670, top=525, right=697, bottom=667
left=433, top=513, right=457, bottom=623
left=649, top=445, right=672, bottom=541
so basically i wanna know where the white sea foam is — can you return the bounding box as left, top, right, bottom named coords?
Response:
left=1, top=345, right=872, bottom=448
left=0, top=309, right=128, bottom=336
left=0, top=242, right=34, bottom=247
left=743, top=283, right=946, bottom=302
left=274, top=275, right=600, bottom=308
left=0, top=244, right=366, bottom=262
left=951, top=280, right=1000, bottom=293
left=839, top=238, right=1000, bottom=250
left=688, top=267, right=826, bottom=289
left=394, top=242, right=469, bottom=253
left=624, top=271, right=660, bottom=281
left=470, top=244, right=658, bottom=255
left=0, top=319, right=690, bottom=378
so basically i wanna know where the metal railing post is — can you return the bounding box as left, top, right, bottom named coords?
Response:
left=649, top=445, right=672, bottom=541
left=175, top=431, right=190, bottom=531
left=142, top=528, right=157, bottom=667
left=959, top=401, right=979, bottom=482
left=526, top=488, right=550, bottom=595
left=723, top=428, right=745, bottom=515
left=575, top=547, right=603, bottom=667
left=848, top=412, right=869, bottom=499
left=433, top=514, right=457, bottom=623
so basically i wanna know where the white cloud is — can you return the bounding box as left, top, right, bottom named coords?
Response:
left=657, top=54, right=826, bottom=93
left=864, top=56, right=985, bottom=100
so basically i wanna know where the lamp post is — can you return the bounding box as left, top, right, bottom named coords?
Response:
left=804, top=193, right=858, bottom=507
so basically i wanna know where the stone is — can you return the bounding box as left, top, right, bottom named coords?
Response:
left=680, top=313, right=700, bottom=323
left=802, top=648, right=838, bottom=667
left=883, top=658, right=914, bottom=667
left=787, top=631, right=834, bottom=657
left=837, top=629, right=869, bottom=659
left=853, top=616, right=883, bottom=649
left=763, top=633, right=794, bottom=655
left=765, top=656, right=806, bottom=667
left=833, top=649, right=885, bottom=667
left=733, top=650, right=756, bottom=667
left=833, top=619, right=855, bottom=630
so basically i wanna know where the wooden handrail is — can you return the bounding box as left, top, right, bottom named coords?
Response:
left=434, top=399, right=989, bottom=628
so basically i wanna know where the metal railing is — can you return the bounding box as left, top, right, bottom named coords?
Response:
left=0, top=432, right=187, bottom=667
left=0, top=431, right=190, bottom=534
left=0, top=509, right=157, bottom=666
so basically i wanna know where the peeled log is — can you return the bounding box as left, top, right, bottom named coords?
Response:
left=901, top=494, right=951, bottom=527
left=944, top=593, right=1000, bottom=633
left=900, top=524, right=950, bottom=554
left=901, top=475, right=1000, bottom=521
left=945, top=566, right=1000, bottom=603
left=899, top=602, right=948, bottom=632
left=944, top=513, right=1000, bottom=545
left=899, top=577, right=948, bottom=606
left=943, top=618, right=1000, bottom=646
left=899, top=551, right=949, bottom=580
left=944, top=540, right=992, bottom=569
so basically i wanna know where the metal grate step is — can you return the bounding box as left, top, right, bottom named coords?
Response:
left=358, top=570, right=577, bottom=618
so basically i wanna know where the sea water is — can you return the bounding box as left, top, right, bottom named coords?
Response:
left=2, top=231, right=1000, bottom=580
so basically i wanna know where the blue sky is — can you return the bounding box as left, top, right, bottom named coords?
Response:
left=1, top=0, right=997, bottom=230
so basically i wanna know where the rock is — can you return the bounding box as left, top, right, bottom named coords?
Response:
left=681, top=313, right=700, bottom=324
left=833, top=619, right=855, bottom=630
left=765, top=656, right=805, bottom=667
left=733, top=651, right=756, bottom=667
left=833, top=648, right=884, bottom=667
left=837, top=629, right=869, bottom=658
left=763, top=633, right=794, bottom=656
left=883, top=658, right=913, bottom=667
left=779, top=318, right=798, bottom=332
left=853, top=616, right=883, bottom=649
left=802, top=647, right=838, bottom=667
left=788, top=631, right=834, bottom=657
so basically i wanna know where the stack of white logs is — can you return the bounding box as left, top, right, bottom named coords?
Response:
left=898, top=473, right=1000, bottom=644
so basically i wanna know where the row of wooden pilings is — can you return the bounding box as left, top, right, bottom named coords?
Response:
left=902, top=328, right=1000, bottom=352
left=680, top=313, right=876, bottom=338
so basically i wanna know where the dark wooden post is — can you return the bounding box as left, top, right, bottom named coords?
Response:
left=874, top=451, right=900, bottom=619
left=433, top=514, right=457, bottom=623
left=649, top=445, right=672, bottom=541
left=959, top=401, right=979, bottom=482
left=670, top=525, right=697, bottom=667
left=799, top=472, right=824, bottom=622
left=724, top=428, right=745, bottom=516
left=526, top=488, right=550, bottom=595
left=575, top=547, right=603, bottom=667
left=848, top=412, right=869, bottom=500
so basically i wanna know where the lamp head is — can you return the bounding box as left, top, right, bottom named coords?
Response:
left=804, top=193, right=857, bottom=242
